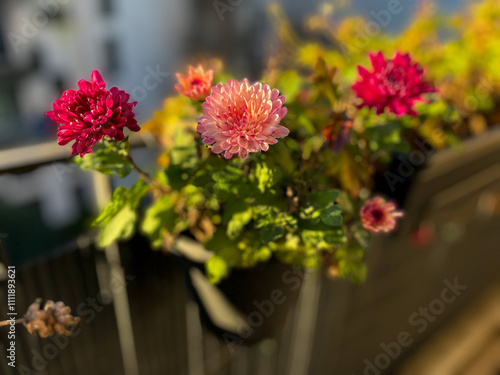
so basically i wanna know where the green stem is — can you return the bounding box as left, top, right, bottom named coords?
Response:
left=125, top=154, right=169, bottom=194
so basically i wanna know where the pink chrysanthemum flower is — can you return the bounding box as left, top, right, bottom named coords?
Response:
left=197, top=79, right=289, bottom=159
left=175, top=65, right=214, bottom=101
left=352, top=52, right=436, bottom=117
left=46, top=70, right=139, bottom=156
left=360, top=196, right=403, bottom=233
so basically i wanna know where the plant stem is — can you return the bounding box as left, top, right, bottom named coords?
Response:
left=125, top=154, right=169, bottom=194
left=0, top=318, right=25, bottom=327
left=195, top=133, right=203, bottom=160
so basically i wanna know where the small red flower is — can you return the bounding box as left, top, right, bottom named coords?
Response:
left=46, top=70, right=139, bottom=156
left=352, top=52, right=436, bottom=117
left=175, top=65, right=214, bottom=101
left=360, top=196, right=403, bottom=233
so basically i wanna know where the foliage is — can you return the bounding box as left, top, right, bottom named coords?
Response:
left=74, top=138, right=133, bottom=177
left=74, top=1, right=500, bottom=284
left=92, top=179, right=151, bottom=247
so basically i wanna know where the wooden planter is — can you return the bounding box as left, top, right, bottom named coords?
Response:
left=172, top=238, right=303, bottom=344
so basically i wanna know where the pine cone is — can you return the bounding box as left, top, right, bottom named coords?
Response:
left=23, top=299, right=81, bottom=338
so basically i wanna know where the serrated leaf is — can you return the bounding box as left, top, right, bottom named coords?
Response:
left=93, top=179, right=150, bottom=227
left=74, top=138, right=132, bottom=177
left=93, top=179, right=150, bottom=248
left=321, top=204, right=342, bottom=226
left=211, top=164, right=251, bottom=201
left=97, top=205, right=137, bottom=248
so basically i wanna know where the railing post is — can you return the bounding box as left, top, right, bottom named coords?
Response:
left=92, top=172, right=140, bottom=375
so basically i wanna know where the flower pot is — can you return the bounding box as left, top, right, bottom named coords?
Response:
left=173, top=237, right=303, bottom=344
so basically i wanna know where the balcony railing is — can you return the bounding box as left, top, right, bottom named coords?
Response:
left=0, top=129, right=499, bottom=375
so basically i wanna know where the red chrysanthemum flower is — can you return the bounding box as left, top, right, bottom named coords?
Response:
left=352, top=52, right=436, bottom=117
left=46, top=70, right=139, bottom=156
left=360, top=196, right=403, bottom=233
left=197, top=79, right=289, bottom=159
left=175, top=65, right=214, bottom=101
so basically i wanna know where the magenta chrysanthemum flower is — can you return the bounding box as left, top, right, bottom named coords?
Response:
left=352, top=52, right=436, bottom=117
left=46, top=70, right=139, bottom=156
left=197, top=79, right=289, bottom=159
left=360, top=196, right=403, bottom=233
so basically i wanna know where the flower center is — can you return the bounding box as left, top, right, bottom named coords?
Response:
left=371, top=208, right=385, bottom=222
left=190, top=78, right=202, bottom=86
left=81, top=94, right=113, bottom=128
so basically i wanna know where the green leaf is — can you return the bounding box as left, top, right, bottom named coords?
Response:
left=321, top=204, right=342, bottom=227
left=255, top=162, right=275, bottom=194
left=310, top=189, right=339, bottom=208
left=302, top=135, right=325, bottom=160
left=260, top=225, right=285, bottom=244
left=204, top=228, right=240, bottom=264
left=266, top=141, right=296, bottom=176
left=93, top=179, right=150, bottom=248
left=299, top=205, right=322, bottom=221
left=165, top=163, right=192, bottom=191
left=191, top=157, right=226, bottom=188
left=141, top=195, right=178, bottom=249
left=74, top=138, right=132, bottom=177
left=364, top=123, right=410, bottom=153
left=168, top=128, right=198, bottom=166
left=301, top=229, right=346, bottom=249
left=249, top=245, right=272, bottom=263
left=226, top=207, right=253, bottom=240
left=300, top=190, right=341, bottom=229
left=211, top=165, right=251, bottom=201
left=97, top=206, right=137, bottom=248
left=93, top=179, right=150, bottom=227
left=213, top=166, right=242, bottom=184
left=255, top=207, right=296, bottom=240
left=206, top=255, right=229, bottom=284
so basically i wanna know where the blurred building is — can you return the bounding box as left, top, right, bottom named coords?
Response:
left=0, top=0, right=195, bottom=149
